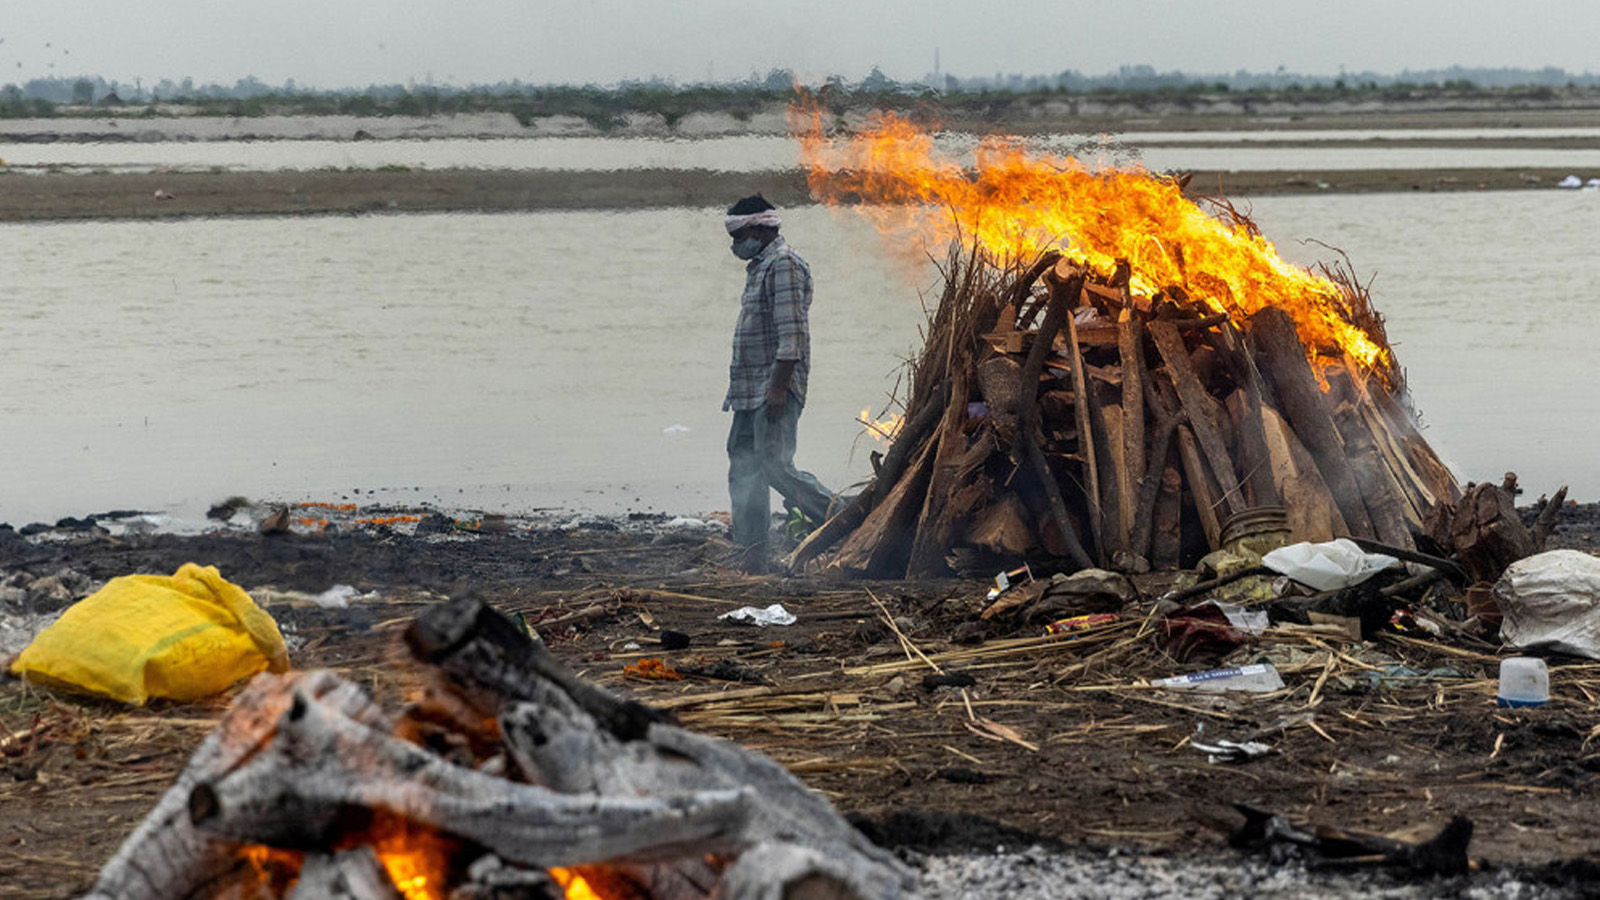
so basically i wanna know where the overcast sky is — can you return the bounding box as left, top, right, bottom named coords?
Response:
left=4, top=0, right=1597, bottom=89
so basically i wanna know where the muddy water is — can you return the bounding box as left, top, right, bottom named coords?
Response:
left=1, top=192, right=1595, bottom=525
left=0, top=208, right=927, bottom=523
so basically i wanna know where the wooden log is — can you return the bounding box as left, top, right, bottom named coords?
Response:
left=1087, top=380, right=1127, bottom=558
left=832, top=436, right=937, bottom=578
left=1325, top=368, right=1417, bottom=549
left=287, top=848, right=403, bottom=900
left=81, top=671, right=387, bottom=900
left=1117, top=309, right=1146, bottom=549
left=1015, top=265, right=1095, bottom=571
left=1127, top=373, right=1184, bottom=563
left=1532, top=486, right=1570, bottom=551
left=1224, top=390, right=1279, bottom=509
left=1149, top=320, right=1244, bottom=520
left=416, top=600, right=913, bottom=900
left=1208, top=322, right=1282, bottom=508
left=966, top=491, right=1035, bottom=557
left=905, top=419, right=994, bottom=578
left=187, top=673, right=753, bottom=869
left=1062, top=273, right=1104, bottom=560
left=404, top=593, right=664, bottom=743
left=1435, top=479, right=1538, bottom=583
left=787, top=383, right=949, bottom=571
left=1175, top=424, right=1223, bottom=551
left=1151, top=450, right=1184, bottom=570
left=1010, top=250, right=1063, bottom=330
left=1260, top=406, right=1343, bottom=543
left=1247, top=307, right=1375, bottom=539
left=1360, top=371, right=1462, bottom=506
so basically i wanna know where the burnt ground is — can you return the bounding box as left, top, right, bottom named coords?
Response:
left=3, top=504, right=1600, bottom=898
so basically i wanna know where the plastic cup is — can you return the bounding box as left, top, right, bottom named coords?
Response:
left=1497, top=657, right=1550, bottom=708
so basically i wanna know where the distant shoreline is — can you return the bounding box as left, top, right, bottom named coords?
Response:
left=0, top=165, right=1584, bottom=223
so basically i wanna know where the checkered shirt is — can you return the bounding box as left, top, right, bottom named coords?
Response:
left=723, top=236, right=813, bottom=412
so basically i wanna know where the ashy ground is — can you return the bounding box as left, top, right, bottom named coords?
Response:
left=2, top=504, right=1600, bottom=898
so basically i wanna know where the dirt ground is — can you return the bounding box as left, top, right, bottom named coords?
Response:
left=3, top=502, right=1600, bottom=899
left=0, top=163, right=1584, bottom=224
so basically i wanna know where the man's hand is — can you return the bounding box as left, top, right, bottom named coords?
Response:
left=764, top=384, right=788, bottom=420
left=765, top=359, right=798, bottom=421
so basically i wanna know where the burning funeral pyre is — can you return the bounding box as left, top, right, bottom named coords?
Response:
left=789, top=113, right=1466, bottom=578
left=81, top=599, right=910, bottom=900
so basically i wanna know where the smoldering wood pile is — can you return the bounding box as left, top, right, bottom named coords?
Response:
left=793, top=250, right=1462, bottom=579
left=83, top=598, right=910, bottom=900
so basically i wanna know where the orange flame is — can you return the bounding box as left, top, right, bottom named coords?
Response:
left=550, top=867, right=606, bottom=900
left=798, top=109, right=1389, bottom=374
left=859, top=406, right=905, bottom=444
left=374, top=838, right=449, bottom=900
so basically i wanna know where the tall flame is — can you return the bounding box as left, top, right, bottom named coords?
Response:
left=798, top=109, right=1389, bottom=374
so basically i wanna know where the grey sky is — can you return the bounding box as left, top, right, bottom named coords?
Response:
left=4, top=0, right=1597, bottom=89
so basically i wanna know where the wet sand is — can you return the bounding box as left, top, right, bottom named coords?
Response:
left=0, top=165, right=1581, bottom=222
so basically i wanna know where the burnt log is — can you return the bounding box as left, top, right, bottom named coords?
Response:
left=185, top=673, right=751, bottom=868
left=80, top=671, right=384, bottom=900
left=411, top=599, right=913, bottom=900
left=287, top=849, right=402, bottom=900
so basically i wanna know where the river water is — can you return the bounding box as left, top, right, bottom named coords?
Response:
left=1, top=155, right=1596, bottom=524
left=7, top=132, right=1600, bottom=175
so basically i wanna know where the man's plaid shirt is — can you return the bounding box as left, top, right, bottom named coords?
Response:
left=723, top=235, right=812, bottom=412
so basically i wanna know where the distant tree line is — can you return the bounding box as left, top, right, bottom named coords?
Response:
left=3, top=64, right=1599, bottom=122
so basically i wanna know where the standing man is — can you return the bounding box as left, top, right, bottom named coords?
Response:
left=722, top=195, right=835, bottom=574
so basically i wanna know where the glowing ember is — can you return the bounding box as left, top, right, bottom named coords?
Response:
left=375, top=845, right=443, bottom=900
left=367, top=821, right=453, bottom=900
left=798, top=109, right=1390, bottom=375
left=859, top=406, right=905, bottom=443
left=549, top=866, right=605, bottom=900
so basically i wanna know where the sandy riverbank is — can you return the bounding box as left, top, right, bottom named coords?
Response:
left=0, top=165, right=1582, bottom=223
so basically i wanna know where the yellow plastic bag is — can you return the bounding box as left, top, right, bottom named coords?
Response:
left=9, top=563, right=289, bottom=704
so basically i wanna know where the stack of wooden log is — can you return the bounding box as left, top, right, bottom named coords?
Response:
left=793, top=250, right=1462, bottom=579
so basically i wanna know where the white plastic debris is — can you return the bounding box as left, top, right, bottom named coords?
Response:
left=1495, top=549, right=1600, bottom=660
left=717, top=603, right=796, bottom=627
left=1154, top=663, right=1285, bottom=694
left=1200, top=601, right=1269, bottom=635
left=662, top=424, right=692, bottom=435
left=1261, top=538, right=1397, bottom=591
left=314, top=585, right=358, bottom=609
left=1190, top=724, right=1272, bottom=764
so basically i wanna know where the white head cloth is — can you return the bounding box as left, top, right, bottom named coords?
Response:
left=725, top=210, right=781, bottom=234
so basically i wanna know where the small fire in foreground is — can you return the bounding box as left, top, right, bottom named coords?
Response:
left=797, top=108, right=1390, bottom=376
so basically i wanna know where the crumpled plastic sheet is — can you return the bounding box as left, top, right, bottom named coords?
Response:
left=1261, top=538, right=1398, bottom=592
left=717, top=603, right=796, bottom=627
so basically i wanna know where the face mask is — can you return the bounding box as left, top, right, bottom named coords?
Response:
left=731, top=237, right=764, bottom=260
